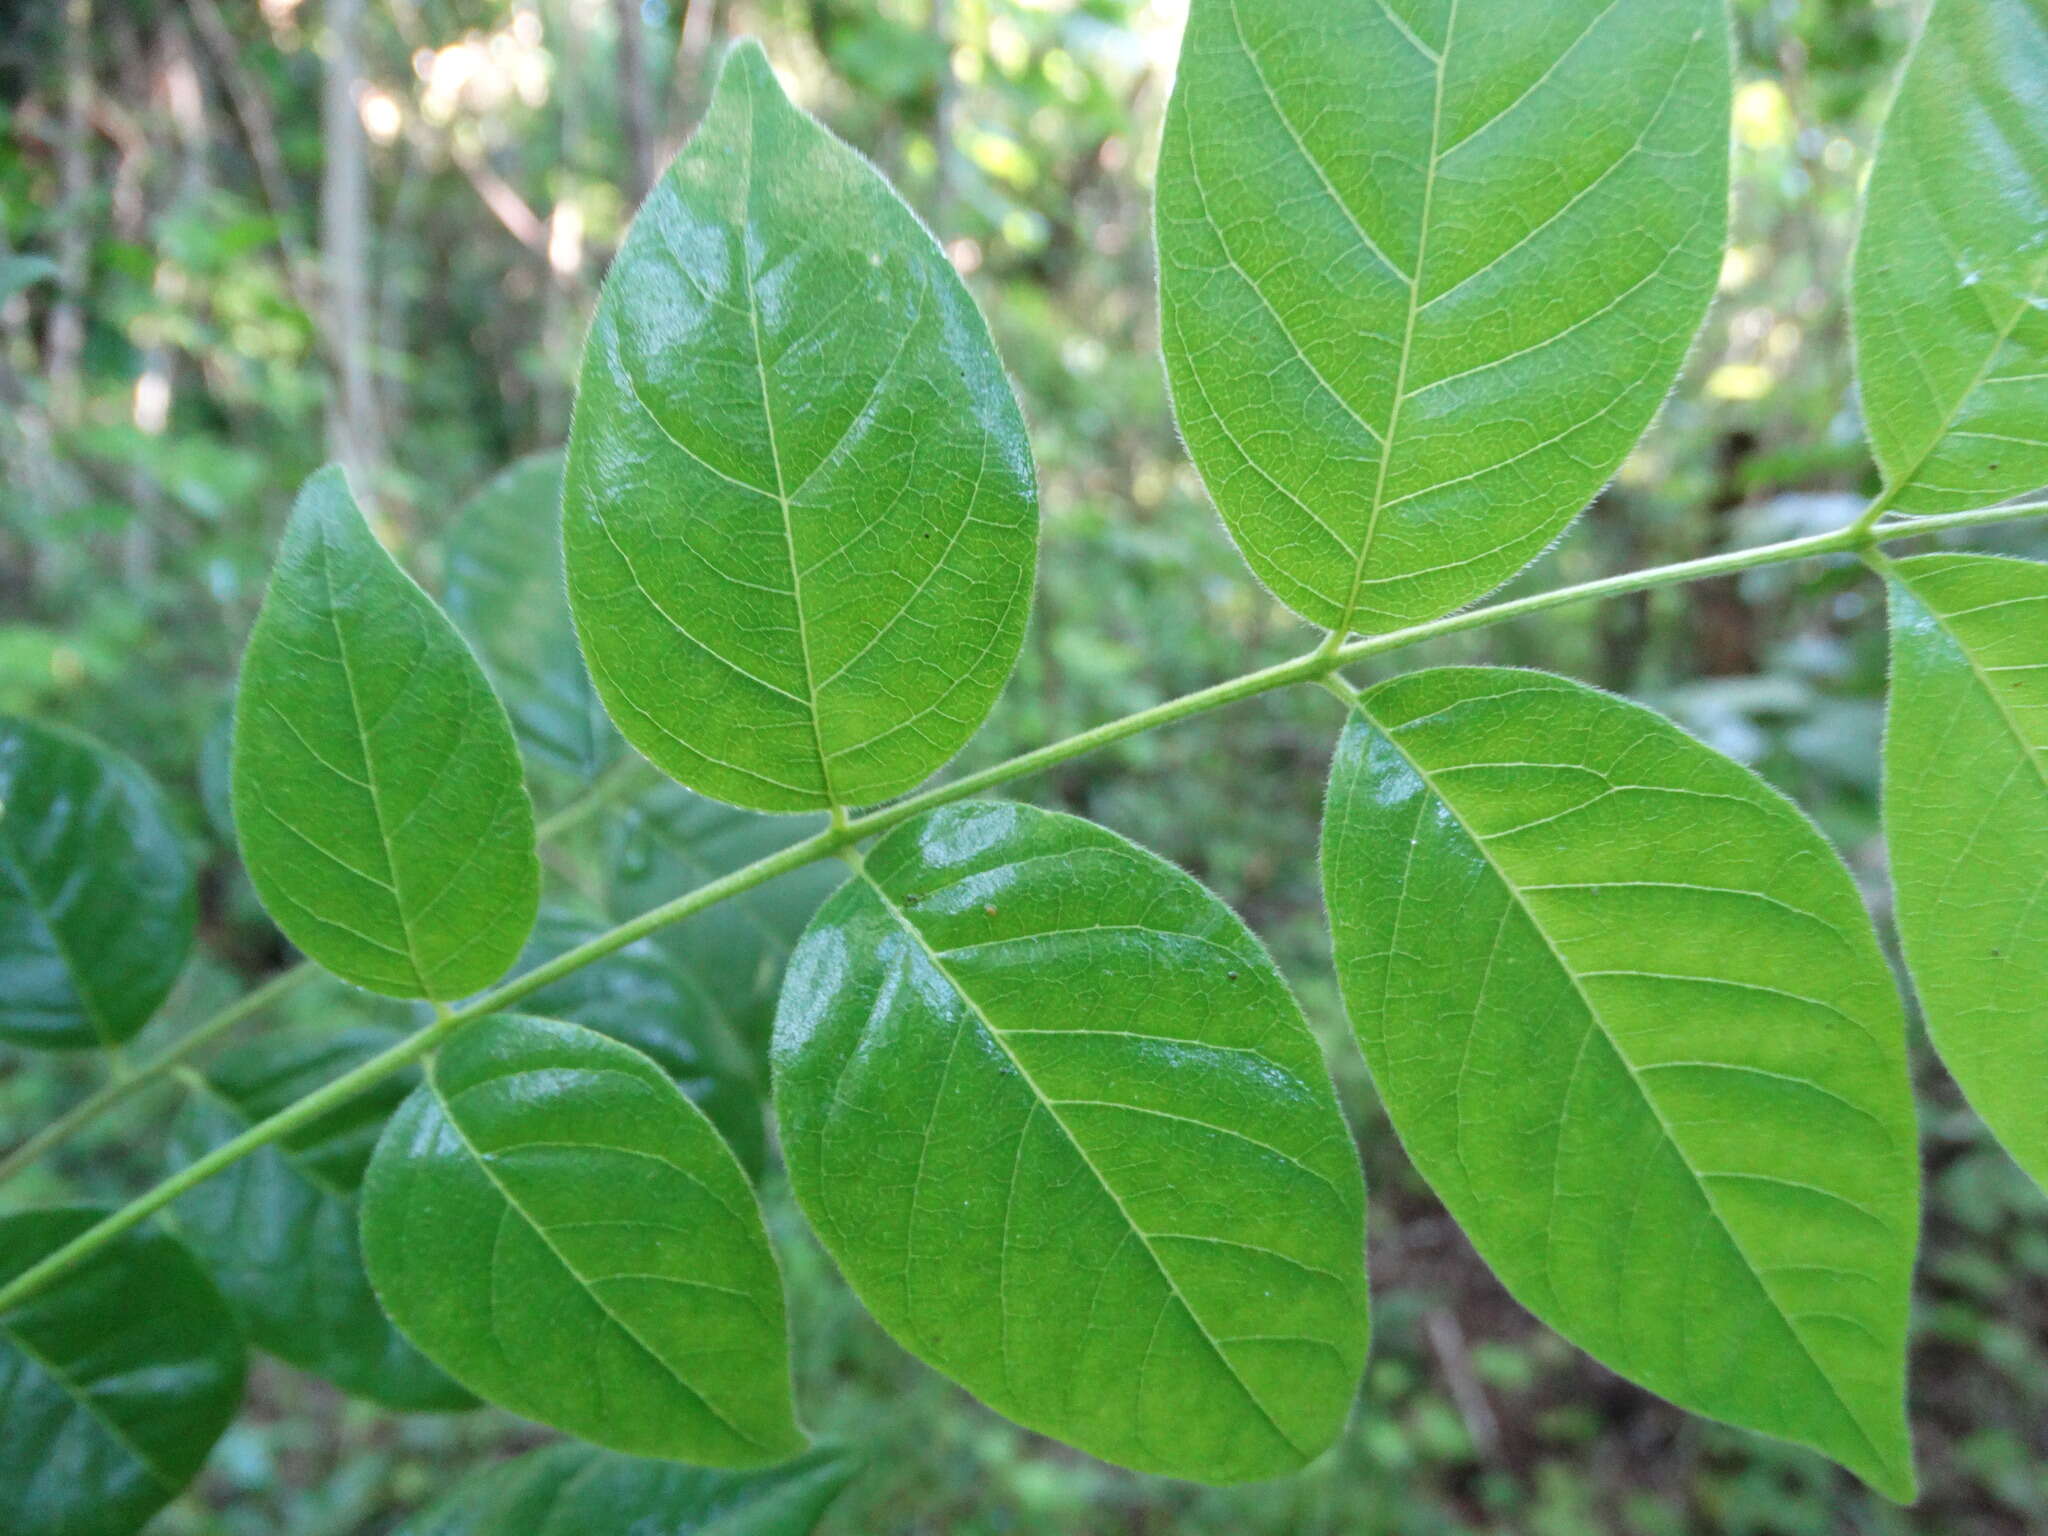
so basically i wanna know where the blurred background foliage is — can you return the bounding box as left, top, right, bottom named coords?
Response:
left=4, top=0, right=2048, bottom=1530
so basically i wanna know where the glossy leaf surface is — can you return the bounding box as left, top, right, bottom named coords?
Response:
left=0, top=1208, right=245, bottom=1536
left=774, top=802, right=1367, bottom=1484
left=444, top=452, right=620, bottom=791
left=1323, top=668, right=1918, bottom=1499
left=607, top=783, right=841, bottom=1059
left=361, top=1013, right=802, bottom=1466
left=1885, top=555, right=2048, bottom=1188
left=1156, top=0, right=1729, bottom=634
left=517, top=897, right=767, bottom=1175
left=169, top=1018, right=473, bottom=1409
left=564, top=41, right=1037, bottom=812
left=1853, top=0, right=2048, bottom=515
left=396, top=1442, right=859, bottom=1536
left=0, top=716, right=195, bottom=1050
left=233, top=465, right=539, bottom=998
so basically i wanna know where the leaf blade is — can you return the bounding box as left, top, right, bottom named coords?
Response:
left=0, top=717, right=194, bottom=1050
left=773, top=803, right=1367, bottom=1484
left=1323, top=667, right=1918, bottom=1500
left=0, top=1208, right=245, bottom=1536
left=233, top=465, right=539, bottom=999
left=1853, top=0, right=2048, bottom=516
left=1156, top=0, right=1729, bottom=633
left=564, top=40, right=1037, bottom=812
left=1884, top=554, right=2048, bottom=1189
left=360, top=1013, right=803, bottom=1466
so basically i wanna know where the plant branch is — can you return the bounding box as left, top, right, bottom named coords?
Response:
left=2, top=494, right=2042, bottom=1314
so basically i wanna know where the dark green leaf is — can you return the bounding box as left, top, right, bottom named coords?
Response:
left=0, top=1207, right=246, bottom=1536
left=169, top=1018, right=474, bottom=1410
left=606, top=783, right=841, bottom=1060
left=564, top=40, right=1038, bottom=812
left=518, top=897, right=767, bottom=1175
left=774, top=803, right=1367, bottom=1484
left=1323, top=667, right=1918, bottom=1500
left=233, top=465, right=540, bottom=999
left=0, top=715, right=195, bottom=1050
left=1885, top=554, right=2048, bottom=1189
left=396, top=1442, right=859, bottom=1536
left=1156, top=0, right=1729, bottom=633
left=361, top=1013, right=803, bottom=1466
left=1853, top=0, right=2048, bottom=515
left=443, top=452, right=621, bottom=792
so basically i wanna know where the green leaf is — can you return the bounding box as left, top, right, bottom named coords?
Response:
left=168, top=1018, right=474, bottom=1410
left=233, top=465, right=540, bottom=999
left=0, top=715, right=195, bottom=1050
left=564, top=40, right=1038, bottom=812
left=0, top=254, right=57, bottom=307
left=443, top=452, right=621, bottom=793
left=517, top=897, right=768, bottom=1176
left=1853, top=0, right=2048, bottom=516
left=1322, top=667, right=1918, bottom=1500
left=361, top=1013, right=804, bottom=1466
left=1884, top=554, right=2048, bottom=1189
left=607, top=783, right=842, bottom=1060
left=396, top=1442, right=860, bottom=1536
left=773, top=803, right=1367, bottom=1484
left=0, top=1207, right=246, bottom=1536
left=1156, top=0, right=1730, bottom=634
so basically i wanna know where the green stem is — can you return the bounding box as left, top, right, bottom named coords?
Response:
left=0, top=757, right=651, bottom=1192
left=3, top=495, right=2042, bottom=1314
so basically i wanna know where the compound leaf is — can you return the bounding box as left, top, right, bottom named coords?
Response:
left=1853, top=0, right=2048, bottom=516
left=0, top=1207, right=245, bottom=1536
left=0, top=716, right=194, bottom=1050
left=233, top=465, right=539, bottom=999
left=361, top=1013, right=803, bottom=1467
left=773, top=803, right=1367, bottom=1484
left=1323, top=667, right=1918, bottom=1500
left=1156, top=0, right=1729, bottom=634
left=564, top=40, right=1037, bottom=813
left=169, top=1018, right=473, bottom=1410
left=1884, top=554, right=2048, bottom=1189
left=396, top=1442, right=860, bottom=1536
left=443, top=452, right=621, bottom=794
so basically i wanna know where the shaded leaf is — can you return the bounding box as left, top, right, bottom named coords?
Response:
left=1156, top=0, right=1729, bottom=633
left=361, top=1013, right=803, bottom=1466
left=774, top=802, right=1367, bottom=1484
left=0, top=1207, right=245, bottom=1536
left=0, top=715, right=194, bottom=1050
left=169, top=1018, right=474, bottom=1410
left=233, top=465, right=539, bottom=999
left=396, top=1441, right=859, bottom=1536
left=564, top=41, right=1037, bottom=812
left=1854, top=0, right=2048, bottom=515
left=1323, top=667, right=1918, bottom=1500
left=443, top=452, right=621, bottom=793
left=517, top=897, right=768, bottom=1175
left=1885, top=554, right=2048, bottom=1188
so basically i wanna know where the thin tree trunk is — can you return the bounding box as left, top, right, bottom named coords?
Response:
left=665, top=0, right=720, bottom=155
left=322, top=0, right=380, bottom=495
left=47, top=0, right=94, bottom=426
left=613, top=0, right=655, bottom=206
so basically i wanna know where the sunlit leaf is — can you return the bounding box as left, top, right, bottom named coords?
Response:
left=1323, top=667, right=1917, bottom=1500
left=0, top=715, right=194, bottom=1050
left=774, top=802, right=1367, bottom=1484
left=564, top=40, right=1037, bottom=812
left=361, top=1013, right=803, bottom=1466
left=1854, top=0, right=2048, bottom=515
left=1156, top=0, right=1729, bottom=633
left=0, top=1208, right=245, bottom=1536
left=1885, top=554, right=2048, bottom=1190
left=233, top=465, right=539, bottom=999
